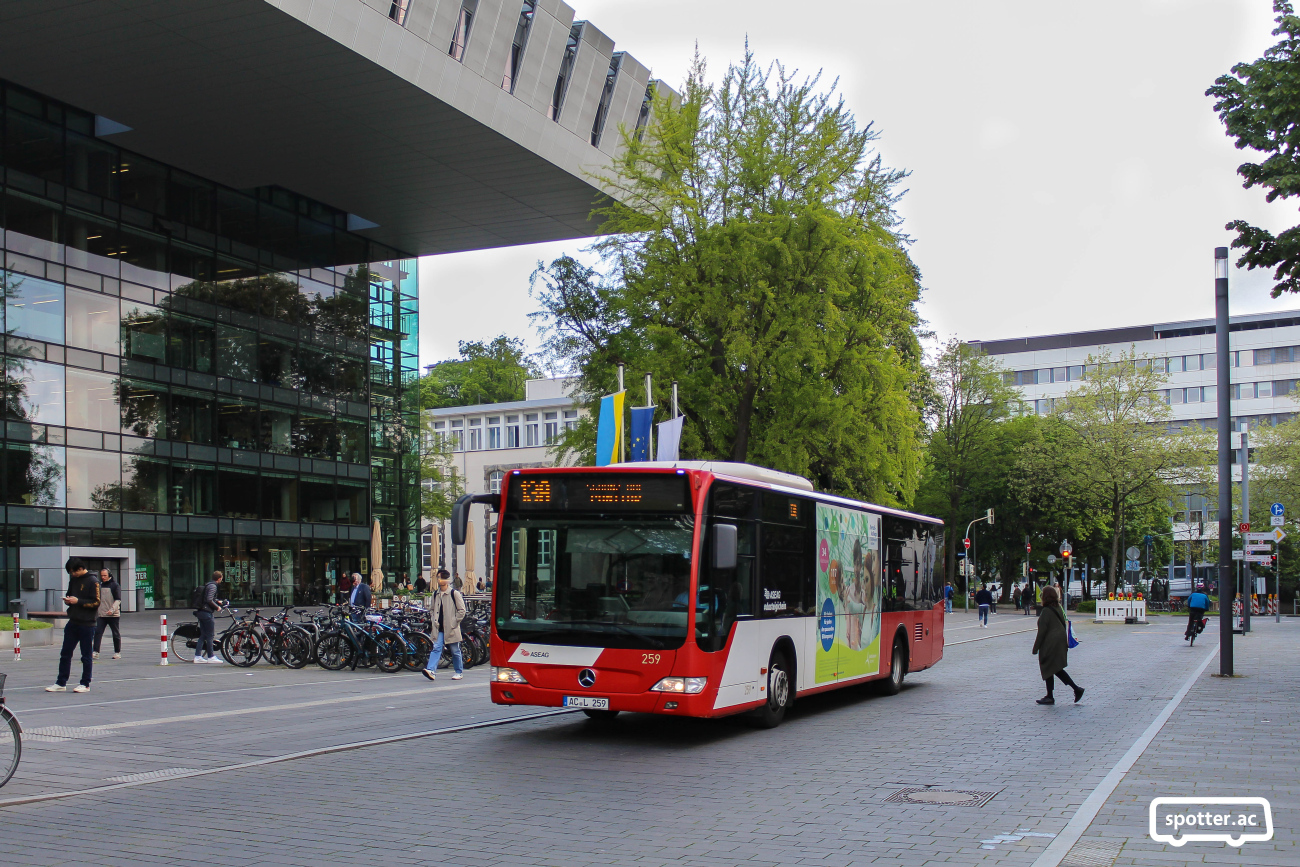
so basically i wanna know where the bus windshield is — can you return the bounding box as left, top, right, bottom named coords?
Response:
left=494, top=514, right=695, bottom=649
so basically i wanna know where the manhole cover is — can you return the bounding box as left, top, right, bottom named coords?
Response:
left=885, top=787, right=998, bottom=807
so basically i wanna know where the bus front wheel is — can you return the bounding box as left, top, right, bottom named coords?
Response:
left=752, top=649, right=793, bottom=728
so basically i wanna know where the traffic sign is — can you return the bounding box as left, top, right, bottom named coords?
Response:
left=1245, top=532, right=1274, bottom=541
left=1125, top=546, right=1140, bottom=560
left=1245, top=543, right=1271, bottom=554
left=1232, top=549, right=1244, bottom=560
left=1274, top=528, right=1288, bottom=543
left=1245, top=554, right=1272, bottom=564
left=1271, top=515, right=1285, bottom=526
left=1272, top=502, right=1285, bottom=517
left=963, top=538, right=970, bottom=549
left=1047, top=555, right=1057, bottom=564
left=1240, top=522, right=1251, bottom=532
left=1125, top=559, right=1141, bottom=571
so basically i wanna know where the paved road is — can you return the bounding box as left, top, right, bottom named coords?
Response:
left=0, top=611, right=1293, bottom=867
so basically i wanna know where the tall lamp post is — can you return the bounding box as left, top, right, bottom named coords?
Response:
left=1214, top=246, right=1234, bottom=676
left=964, top=509, right=995, bottom=612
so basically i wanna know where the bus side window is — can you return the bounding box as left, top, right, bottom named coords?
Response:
left=696, top=520, right=755, bottom=652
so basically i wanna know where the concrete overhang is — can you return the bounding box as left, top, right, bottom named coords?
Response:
left=0, top=0, right=656, bottom=256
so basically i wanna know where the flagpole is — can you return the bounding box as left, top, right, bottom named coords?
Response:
left=645, top=373, right=653, bottom=460
left=671, top=380, right=678, bottom=419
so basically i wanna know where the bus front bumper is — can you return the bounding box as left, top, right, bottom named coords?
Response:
left=490, top=681, right=722, bottom=716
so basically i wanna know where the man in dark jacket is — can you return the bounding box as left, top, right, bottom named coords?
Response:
left=348, top=572, right=372, bottom=616
left=46, top=558, right=100, bottom=693
left=194, top=570, right=226, bottom=664
left=975, top=584, right=993, bottom=628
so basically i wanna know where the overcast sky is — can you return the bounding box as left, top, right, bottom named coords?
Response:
left=418, top=0, right=1295, bottom=367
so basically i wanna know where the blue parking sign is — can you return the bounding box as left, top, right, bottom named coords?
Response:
left=1272, top=502, right=1285, bottom=517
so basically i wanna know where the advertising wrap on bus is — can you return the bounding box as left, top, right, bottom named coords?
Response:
left=816, top=503, right=881, bottom=683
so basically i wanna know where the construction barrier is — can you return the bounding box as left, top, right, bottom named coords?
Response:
left=160, top=614, right=168, bottom=666
left=1094, top=599, right=1147, bottom=623
left=1251, top=595, right=1261, bottom=615
left=1268, top=595, right=1279, bottom=616
left=11, top=612, right=19, bottom=662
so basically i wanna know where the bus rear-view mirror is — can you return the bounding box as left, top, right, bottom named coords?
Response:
left=713, top=523, right=738, bottom=570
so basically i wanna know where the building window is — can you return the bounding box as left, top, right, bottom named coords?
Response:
left=525, top=413, right=539, bottom=446
left=549, top=25, right=581, bottom=121
left=544, top=411, right=559, bottom=443
left=1256, top=381, right=1273, bottom=399
left=502, top=0, right=536, bottom=92
left=468, top=418, right=482, bottom=451
left=591, top=53, right=622, bottom=147
left=449, top=1, right=477, bottom=62
left=389, top=0, right=411, bottom=26
left=563, top=409, right=578, bottom=431
left=489, top=470, right=504, bottom=494
left=487, top=526, right=497, bottom=577
left=634, top=83, right=654, bottom=140
left=449, top=419, right=464, bottom=451
left=505, top=414, right=520, bottom=448
left=5, top=271, right=65, bottom=343
left=486, top=416, right=502, bottom=449
left=421, top=528, right=433, bottom=571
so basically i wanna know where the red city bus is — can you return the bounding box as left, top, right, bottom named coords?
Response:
left=456, top=462, right=945, bottom=727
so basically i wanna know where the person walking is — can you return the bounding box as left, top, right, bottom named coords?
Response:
left=337, top=571, right=353, bottom=605
left=194, top=570, right=226, bottom=664
left=422, top=569, right=466, bottom=682
left=92, top=568, right=122, bottom=660
left=1023, top=582, right=1034, bottom=616
left=1185, top=588, right=1210, bottom=641
left=1012, top=585, right=1022, bottom=611
left=45, top=558, right=100, bottom=693
left=1031, top=586, right=1083, bottom=705
left=975, top=584, right=993, bottom=628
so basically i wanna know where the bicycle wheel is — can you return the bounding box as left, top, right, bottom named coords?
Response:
left=280, top=631, right=313, bottom=670
left=221, top=627, right=263, bottom=667
left=169, top=624, right=199, bottom=663
left=315, top=633, right=351, bottom=671
left=371, top=634, right=406, bottom=673
left=402, top=632, right=434, bottom=672
left=0, top=706, right=20, bottom=789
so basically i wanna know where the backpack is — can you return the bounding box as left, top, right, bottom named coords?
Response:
left=189, top=583, right=208, bottom=610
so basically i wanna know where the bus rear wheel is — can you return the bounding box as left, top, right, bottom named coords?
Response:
left=877, top=634, right=907, bottom=695
left=752, top=649, right=793, bottom=728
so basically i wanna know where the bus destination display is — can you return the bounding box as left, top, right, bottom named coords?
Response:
left=510, top=474, right=690, bottom=512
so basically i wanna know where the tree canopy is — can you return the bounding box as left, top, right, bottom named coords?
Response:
left=418, top=335, right=541, bottom=410
left=1208, top=1, right=1300, bottom=295
left=531, top=51, right=926, bottom=505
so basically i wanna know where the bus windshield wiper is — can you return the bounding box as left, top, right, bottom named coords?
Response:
left=554, top=619, right=666, bottom=649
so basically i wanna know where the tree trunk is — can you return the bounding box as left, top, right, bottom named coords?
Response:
left=1108, top=498, right=1124, bottom=596
left=730, top=378, right=759, bottom=463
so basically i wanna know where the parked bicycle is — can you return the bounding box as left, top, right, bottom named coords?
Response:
left=0, top=673, right=22, bottom=788
left=170, top=605, right=251, bottom=663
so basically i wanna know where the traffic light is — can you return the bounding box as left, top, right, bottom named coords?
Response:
left=1271, top=553, right=1278, bottom=569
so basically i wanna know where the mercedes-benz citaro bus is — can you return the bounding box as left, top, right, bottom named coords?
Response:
left=451, top=461, right=946, bottom=728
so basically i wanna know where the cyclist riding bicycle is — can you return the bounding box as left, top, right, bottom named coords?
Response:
left=1185, top=590, right=1210, bottom=640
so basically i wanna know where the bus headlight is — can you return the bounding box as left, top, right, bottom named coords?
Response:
left=650, top=677, right=707, bottom=694
left=493, top=667, right=528, bottom=684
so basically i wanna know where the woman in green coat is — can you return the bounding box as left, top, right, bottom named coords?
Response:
left=1031, top=586, right=1084, bottom=705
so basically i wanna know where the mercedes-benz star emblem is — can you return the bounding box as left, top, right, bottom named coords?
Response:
left=578, top=669, right=597, bottom=688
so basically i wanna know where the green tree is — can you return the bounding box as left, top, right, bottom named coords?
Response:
left=531, top=52, right=926, bottom=505
left=419, top=335, right=541, bottom=410
left=913, top=340, right=1015, bottom=590
left=419, top=413, right=464, bottom=522
left=1013, top=350, right=1205, bottom=595
left=1207, top=1, right=1300, bottom=295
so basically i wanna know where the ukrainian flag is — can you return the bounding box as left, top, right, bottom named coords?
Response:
left=595, top=391, right=625, bottom=466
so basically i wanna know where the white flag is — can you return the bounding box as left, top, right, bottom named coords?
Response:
left=656, top=416, right=684, bottom=461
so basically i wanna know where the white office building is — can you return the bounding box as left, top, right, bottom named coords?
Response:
left=969, top=308, right=1300, bottom=585
left=421, top=377, right=586, bottom=584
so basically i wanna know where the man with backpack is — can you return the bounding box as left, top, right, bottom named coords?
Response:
left=192, top=570, right=226, bottom=664
left=422, top=569, right=466, bottom=682
left=1185, top=589, right=1210, bottom=641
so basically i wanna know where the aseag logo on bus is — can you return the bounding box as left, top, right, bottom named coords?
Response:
left=815, top=504, right=882, bottom=683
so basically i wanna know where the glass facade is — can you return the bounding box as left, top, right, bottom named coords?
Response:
left=0, top=79, right=419, bottom=608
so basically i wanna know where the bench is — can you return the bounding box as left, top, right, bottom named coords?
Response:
left=28, top=611, right=69, bottom=628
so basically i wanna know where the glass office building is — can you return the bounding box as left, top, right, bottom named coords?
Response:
left=0, top=78, right=419, bottom=608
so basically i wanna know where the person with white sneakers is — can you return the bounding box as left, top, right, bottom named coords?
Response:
left=422, top=570, right=466, bottom=682
left=193, top=570, right=227, bottom=664
left=45, top=557, right=100, bottom=693
left=92, top=568, right=122, bottom=660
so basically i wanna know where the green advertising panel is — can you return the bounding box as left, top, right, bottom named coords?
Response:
left=815, top=503, right=881, bottom=684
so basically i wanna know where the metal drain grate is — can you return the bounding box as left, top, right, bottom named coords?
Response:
left=24, top=726, right=117, bottom=743
left=885, top=787, right=998, bottom=807
left=105, top=768, right=199, bottom=784
left=1060, top=839, right=1122, bottom=867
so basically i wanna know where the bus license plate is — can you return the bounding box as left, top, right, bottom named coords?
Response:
left=563, top=696, right=609, bottom=709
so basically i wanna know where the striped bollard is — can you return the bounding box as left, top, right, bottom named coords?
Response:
left=160, top=614, right=168, bottom=665
left=12, top=612, right=20, bottom=662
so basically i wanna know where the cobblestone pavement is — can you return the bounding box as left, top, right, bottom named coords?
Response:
left=0, top=611, right=1293, bottom=867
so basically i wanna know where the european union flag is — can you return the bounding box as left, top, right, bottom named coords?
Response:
left=629, top=406, right=654, bottom=461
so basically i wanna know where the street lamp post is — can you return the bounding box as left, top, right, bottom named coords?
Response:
left=964, top=509, right=994, bottom=613
left=1214, top=246, right=1234, bottom=676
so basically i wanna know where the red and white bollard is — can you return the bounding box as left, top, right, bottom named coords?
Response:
left=1251, top=595, right=1261, bottom=615
left=159, top=614, right=168, bottom=666
left=12, top=612, right=20, bottom=662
